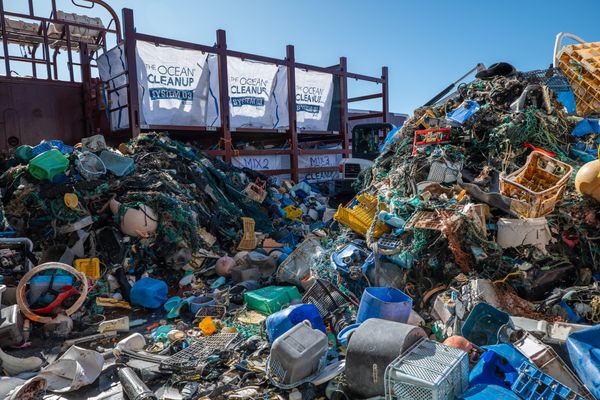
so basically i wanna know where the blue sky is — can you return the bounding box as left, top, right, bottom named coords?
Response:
left=7, top=0, right=600, bottom=114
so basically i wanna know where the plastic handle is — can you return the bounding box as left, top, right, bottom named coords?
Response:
left=553, top=32, right=586, bottom=68
left=302, top=320, right=313, bottom=329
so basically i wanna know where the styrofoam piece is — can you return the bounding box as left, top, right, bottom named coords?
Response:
left=510, top=317, right=589, bottom=344
left=496, top=217, right=551, bottom=249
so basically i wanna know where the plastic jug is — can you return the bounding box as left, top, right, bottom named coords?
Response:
left=266, top=303, right=326, bottom=342
left=269, top=320, right=328, bottom=384
left=356, top=287, right=412, bottom=324
left=28, top=149, right=70, bottom=181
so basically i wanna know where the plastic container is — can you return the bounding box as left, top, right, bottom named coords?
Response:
left=266, top=304, right=326, bottom=342
left=458, top=384, right=521, bottom=400
left=511, top=362, right=586, bottom=400
left=75, top=151, right=106, bottom=180
left=130, top=277, right=168, bottom=309
left=384, top=339, right=469, bottom=400
left=244, top=285, right=302, bottom=315
left=99, top=150, right=134, bottom=177
left=336, top=323, right=360, bottom=347
left=499, top=151, right=573, bottom=218
left=237, top=217, right=257, bottom=251
left=74, top=258, right=100, bottom=279
left=28, top=274, right=75, bottom=305
left=276, top=237, right=322, bottom=287
left=269, top=320, right=328, bottom=385
left=461, top=303, right=509, bottom=347
left=27, top=149, right=70, bottom=181
left=345, top=318, right=427, bottom=398
left=356, top=287, right=412, bottom=324
left=333, top=193, right=390, bottom=238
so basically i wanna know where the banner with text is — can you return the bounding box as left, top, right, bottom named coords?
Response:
left=232, top=154, right=290, bottom=171
left=206, top=57, right=284, bottom=129
left=298, top=151, right=341, bottom=182
left=136, top=41, right=210, bottom=126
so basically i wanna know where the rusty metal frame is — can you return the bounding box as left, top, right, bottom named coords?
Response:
left=119, top=6, right=389, bottom=182
left=0, top=0, right=120, bottom=81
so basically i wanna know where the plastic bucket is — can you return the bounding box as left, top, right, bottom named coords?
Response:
left=336, top=323, right=361, bottom=347
left=356, top=287, right=412, bottom=324
left=189, top=295, right=215, bottom=314
left=461, top=302, right=510, bottom=347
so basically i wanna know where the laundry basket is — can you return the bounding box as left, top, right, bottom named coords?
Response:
left=384, top=338, right=469, bottom=400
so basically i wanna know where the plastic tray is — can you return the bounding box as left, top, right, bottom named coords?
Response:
left=99, top=150, right=134, bottom=177
left=500, top=151, right=573, bottom=218
left=302, top=279, right=353, bottom=318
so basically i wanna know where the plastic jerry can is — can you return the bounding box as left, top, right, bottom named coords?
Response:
left=269, top=320, right=328, bottom=384
left=27, top=149, right=70, bottom=181
left=266, top=303, right=326, bottom=342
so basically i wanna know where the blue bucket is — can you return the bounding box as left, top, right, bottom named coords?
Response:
left=461, top=302, right=510, bottom=347
left=356, top=287, right=412, bottom=324
left=189, top=295, right=216, bottom=314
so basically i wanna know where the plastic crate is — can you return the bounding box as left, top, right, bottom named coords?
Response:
left=427, top=158, right=464, bottom=183
left=558, top=41, right=600, bottom=116
left=333, top=193, right=389, bottom=238
left=302, top=279, right=353, bottom=318
left=500, top=151, right=573, bottom=218
left=384, top=338, right=469, bottom=400
left=520, top=68, right=572, bottom=92
left=512, top=362, right=586, bottom=400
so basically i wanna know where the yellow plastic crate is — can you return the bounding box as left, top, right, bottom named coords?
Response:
left=500, top=151, right=573, bottom=218
left=333, top=193, right=389, bottom=238
left=558, top=41, right=600, bottom=116
left=237, top=217, right=258, bottom=251
left=74, top=258, right=100, bottom=279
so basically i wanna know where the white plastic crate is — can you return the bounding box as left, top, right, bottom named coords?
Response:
left=384, top=338, right=469, bottom=400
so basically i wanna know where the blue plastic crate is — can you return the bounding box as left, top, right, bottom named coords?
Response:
left=511, top=361, right=586, bottom=400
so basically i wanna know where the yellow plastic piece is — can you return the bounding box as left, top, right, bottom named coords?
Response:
left=64, top=193, right=79, bottom=209
left=237, top=217, right=258, bottom=251
left=558, top=41, right=600, bottom=116
left=74, top=258, right=100, bottom=279
left=333, top=193, right=390, bottom=238
left=500, top=151, right=573, bottom=218
left=199, top=316, right=217, bottom=336
left=283, top=205, right=303, bottom=220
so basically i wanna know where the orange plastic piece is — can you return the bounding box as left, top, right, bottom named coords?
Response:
left=333, top=193, right=389, bottom=238
left=412, top=128, right=451, bottom=155
left=199, top=316, right=217, bottom=336
left=558, top=41, right=600, bottom=116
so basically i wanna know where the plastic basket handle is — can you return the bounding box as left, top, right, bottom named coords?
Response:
left=553, top=32, right=586, bottom=68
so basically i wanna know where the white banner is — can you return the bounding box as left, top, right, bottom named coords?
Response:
left=232, top=154, right=290, bottom=171
left=295, top=68, right=334, bottom=131
left=299, top=152, right=341, bottom=182
left=97, top=44, right=129, bottom=130
left=206, top=57, right=283, bottom=129
left=135, top=41, right=210, bottom=126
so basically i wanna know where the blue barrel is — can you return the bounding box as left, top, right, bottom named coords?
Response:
left=266, top=303, right=326, bottom=342
left=356, top=287, right=412, bottom=324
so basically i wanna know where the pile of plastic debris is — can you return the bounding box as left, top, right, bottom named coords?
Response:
left=2, top=53, right=600, bottom=400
